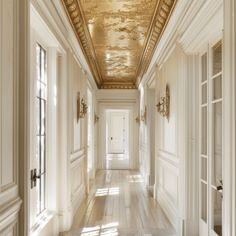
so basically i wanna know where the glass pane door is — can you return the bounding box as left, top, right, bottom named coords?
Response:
left=210, top=42, right=222, bottom=236
left=200, top=41, right=223, bottom=236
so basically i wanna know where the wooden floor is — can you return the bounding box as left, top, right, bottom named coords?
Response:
left=61, top=170, right=176, bottom=236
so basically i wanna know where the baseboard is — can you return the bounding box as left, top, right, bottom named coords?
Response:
left=157, top=187, right=179, bottom=230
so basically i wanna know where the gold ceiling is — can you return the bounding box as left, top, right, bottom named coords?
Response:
left=62, top=0, right=177, bottom=89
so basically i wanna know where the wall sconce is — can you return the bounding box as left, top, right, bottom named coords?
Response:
left=77, top=92, right=88, bottom=122
left=156, top=84, right=170, bottom=120
left=141, top=106, right=147, bottom=123
left=79, top=98, right=88, bottom=119
left=94, top=114, right=99, bottom=124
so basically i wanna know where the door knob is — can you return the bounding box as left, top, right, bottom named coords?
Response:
left=111, top=137, right=113, bottom=140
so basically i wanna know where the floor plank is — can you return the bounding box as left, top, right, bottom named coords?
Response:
left=61, top=170, right=176, bottom=236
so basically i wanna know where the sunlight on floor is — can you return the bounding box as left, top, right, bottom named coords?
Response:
left=95, top=187, right=120, bottom=197
left=81, top=222, right=119, bottom=236
left=127, top=174, right=144, bottom=183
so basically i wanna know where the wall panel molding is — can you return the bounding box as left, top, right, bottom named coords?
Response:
left=0, top=197, right=21, bottom=232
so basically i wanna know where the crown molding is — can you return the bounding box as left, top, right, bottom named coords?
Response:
left=178, top=0, right=223, bottom=53
left=61, top=0, right=177, bottom=89
left=60, top=0, right=102, bottom=88
left=31, top=0, right=98, bottom=90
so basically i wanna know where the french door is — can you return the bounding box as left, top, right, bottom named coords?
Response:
left=200, top=40, right=223, bottom=236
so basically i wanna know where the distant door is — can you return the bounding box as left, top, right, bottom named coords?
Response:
left=108, top=111, right=127, bottom=154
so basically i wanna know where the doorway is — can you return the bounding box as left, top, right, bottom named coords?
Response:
left=105, top=110, right=130, bottom=169
left=199, top=40, right=223, bottom=236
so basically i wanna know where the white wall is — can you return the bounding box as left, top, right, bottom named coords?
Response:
left=68, top=52, right=87, bottom=215
left=154, top=46, right=187, bottom=232
left=139, top=85, right=156, bottom=188
left=0, top=0, right=22, bottom=235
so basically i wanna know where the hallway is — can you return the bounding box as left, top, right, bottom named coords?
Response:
left=62, top=170, right=176, bottom=236
left=1, top=0, right=236, bottom=235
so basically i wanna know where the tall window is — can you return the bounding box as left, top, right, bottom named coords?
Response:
left=36, top=44, right=47, bottom=215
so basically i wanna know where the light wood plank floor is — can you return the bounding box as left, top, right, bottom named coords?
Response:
left=61, top=170, right=176, bottom=236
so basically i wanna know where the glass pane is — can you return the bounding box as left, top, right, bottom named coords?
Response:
left=40, top=136, right=46, bottom=173
left=213, top=75, right=222, bottom=100
left=36, top=98, right=40, bottom=135
left=40, top=174, right=46, bottom=211
left=40, top=83, right=47, bottom=100
left=36, top=136, right=40, bottom=169
left=41, top=48, right=47, bottom=84
left=201, top=182, right=207, bottom=222
left=212, top=43, right=222, bottom=76
left=211, top=188, right=222, bottom=236
left=40, top=99, right=46, bottom=135
left=201, top=107, right=207, bottom=155
left=201, top=157, right=207, bottom=181
left=36, top=45, right=41, bottom=81
left=212, top=102, right=222, bottom=186
left=202, top=83, right=207, bottom=104
left=201, top=53, right=207, bottom=82
left=37, top=80, right=41, bottom=97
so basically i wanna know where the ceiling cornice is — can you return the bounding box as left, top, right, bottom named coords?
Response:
left=61, top=0, right=102, bottom=88
left=61, top=0, right=177, bottom=89
left=136, top=0, right=177, bottom=85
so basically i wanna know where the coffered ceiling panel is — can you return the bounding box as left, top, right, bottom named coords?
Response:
left=62, top=0, right=177, bottom=89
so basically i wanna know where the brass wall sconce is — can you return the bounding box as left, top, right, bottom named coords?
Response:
left=77, top=92, right=88, bottom=122
left=141, top=106, right=147, bottom=123
left=156, top=84, right=170, bottom=119
left=79, top=98, right=88, bottom=119
left=94, top=114, right=99, bottom=124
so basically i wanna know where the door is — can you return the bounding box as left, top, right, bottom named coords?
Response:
left=30, top=42, right=48, bottom=227
left=108, top=111, right=127, bottom=154
left=106, top=110, right=130, bottom=169
left=200, top=41, right=223, bottom=236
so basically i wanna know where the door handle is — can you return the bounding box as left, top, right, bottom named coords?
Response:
left=31, top=169, right=37, bottom=189
left=216, top=179, right=223, bottom=196
left=31, top=168, right=44, bottom=189
left=111, top=137, right=113, bottom=140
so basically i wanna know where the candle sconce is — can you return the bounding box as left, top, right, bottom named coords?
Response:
left=79, top=98, right=88, bottom=119
left=77, top=92, right=88, bottom=122
left=156, top=84, right=170, bottom=120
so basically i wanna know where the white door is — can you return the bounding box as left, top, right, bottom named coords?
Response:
left=108, top=111, right=127, bottom=154
left=200, top=40, right=223, bottom=236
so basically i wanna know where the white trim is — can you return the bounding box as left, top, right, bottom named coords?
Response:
left=223, top=0, right=236, bottom=235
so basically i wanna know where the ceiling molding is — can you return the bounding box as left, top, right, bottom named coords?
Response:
left=136, top=0, right=177, bottom=85
left=61, top=0, right=103, bottom=88
left=61, top=0, right=177, bottom=89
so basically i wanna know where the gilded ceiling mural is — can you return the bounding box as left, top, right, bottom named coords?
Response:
left=62, top=0, right=177, bottom=89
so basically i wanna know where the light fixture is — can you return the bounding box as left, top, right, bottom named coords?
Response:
left=156, top=84, right=170, bottom=120
left=80, top=98, right=88, bottom=118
